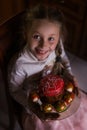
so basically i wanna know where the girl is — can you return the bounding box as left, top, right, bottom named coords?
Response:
left=8, top=4, right=87, bottom=130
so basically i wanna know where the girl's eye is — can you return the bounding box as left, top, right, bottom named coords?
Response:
left=33, top=35, right=41, bottom=40
left=48, top=37, right=54, bottom=41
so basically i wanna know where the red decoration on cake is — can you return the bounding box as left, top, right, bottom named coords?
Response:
left=39, top=74, right=64, bottom=97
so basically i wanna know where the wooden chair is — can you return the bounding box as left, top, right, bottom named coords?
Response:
left=0, top=11, right=26, bottom=130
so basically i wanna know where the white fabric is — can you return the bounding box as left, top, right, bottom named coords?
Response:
left=9, top=48, right=56, bottom=88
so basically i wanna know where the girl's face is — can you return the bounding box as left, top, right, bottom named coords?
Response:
left=26, top=19, right=60, bottom=61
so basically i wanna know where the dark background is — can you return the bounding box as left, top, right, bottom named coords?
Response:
left=0, top=0, right=87, bottom=63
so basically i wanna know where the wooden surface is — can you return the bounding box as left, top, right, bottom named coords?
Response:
left=0, top=0, right=26, bottom=25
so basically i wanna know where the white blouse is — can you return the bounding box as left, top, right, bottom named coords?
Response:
left=8, top=42, right=71, bottom=112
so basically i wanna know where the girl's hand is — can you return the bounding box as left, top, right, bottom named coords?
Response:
left=27, top=71, right=42, bottom=83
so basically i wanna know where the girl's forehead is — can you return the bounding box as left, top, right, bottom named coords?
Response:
left=31, top=19, right=60, bottom=32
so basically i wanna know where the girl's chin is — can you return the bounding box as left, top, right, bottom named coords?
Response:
left=31, top=50, right=50, bottom=60
left=36, top=55, right=48, bottom=61
left=36, top=54, right=49, bottom=61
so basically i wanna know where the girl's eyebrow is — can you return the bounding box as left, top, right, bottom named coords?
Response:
left=49, top=34, right=57, bottom=37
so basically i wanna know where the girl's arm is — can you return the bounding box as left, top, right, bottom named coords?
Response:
left=8, top=63, right=29, bottom=108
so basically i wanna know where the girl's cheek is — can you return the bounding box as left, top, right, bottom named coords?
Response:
left=30, top=43, right=38, bottom=50
left=50, top=44, right=57, bottom=50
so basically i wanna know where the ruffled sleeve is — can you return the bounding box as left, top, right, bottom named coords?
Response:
left=8, top=59, right=29, bottom=108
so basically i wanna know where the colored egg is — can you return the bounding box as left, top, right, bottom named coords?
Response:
left=43, top=104, right=53, bottom=113
left=66, top=82, right=74, bottom=92
left=64, top=92, right=75, bottom=105
left=31, top=92, right=39, bottom=102
left=55, top=102, right=67, bottom=113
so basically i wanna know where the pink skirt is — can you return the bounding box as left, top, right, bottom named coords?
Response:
left=22, top=91, right=87, bottom=130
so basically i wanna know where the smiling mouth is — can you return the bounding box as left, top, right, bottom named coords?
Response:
left=35, top=48, right=49, bottom=55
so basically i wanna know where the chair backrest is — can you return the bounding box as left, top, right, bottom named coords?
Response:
left=0, top=11, right=26, bottom=66
left=0, top=12, right=26, bottom=130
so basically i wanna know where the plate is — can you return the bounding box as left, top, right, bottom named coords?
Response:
left=28, top=88, right=81, bottom=121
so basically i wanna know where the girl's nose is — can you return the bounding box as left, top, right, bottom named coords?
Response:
left=39, top=39, right=47, bottom=48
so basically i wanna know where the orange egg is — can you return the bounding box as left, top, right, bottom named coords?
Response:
left=66, top=82, right=74, bottom=92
